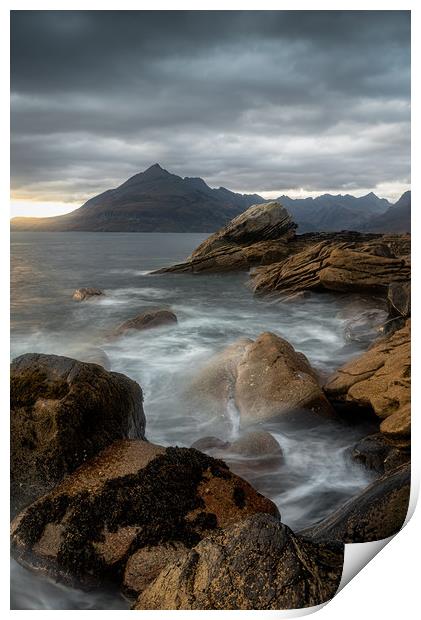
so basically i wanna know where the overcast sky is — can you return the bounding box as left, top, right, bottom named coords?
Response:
left=11, top=10, right=411, bottom=216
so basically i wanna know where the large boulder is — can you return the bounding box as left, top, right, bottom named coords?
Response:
left=11, top=440, right=279, bottom=590
left=134, top=513, right=344, bottom=610
left=324, top=321, right=410, bottom=448
left=10, top=354, right=145, bottom=516
left=72, top=287, right=104, bottom=301
left=114, top=308, right=177, bottom=337
left=300, top=463, right=410, bottom=543
left=252, top=237, right=410, bottom=297
left=153, top=202, right=296, bottom=274
left=385, top=281, right=411, bottom=334
left=186, top=332, right=333, bottom=427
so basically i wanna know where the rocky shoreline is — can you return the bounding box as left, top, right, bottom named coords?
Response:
left=11, top=202, right=411, bottom=610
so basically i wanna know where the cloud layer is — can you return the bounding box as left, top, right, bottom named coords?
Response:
left=11, top=10, right=410, bottom=208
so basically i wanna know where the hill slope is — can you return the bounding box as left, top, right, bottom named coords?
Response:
left=11, top=164, right=263, bottom=233
left=361, top=191, right=411, bottom=233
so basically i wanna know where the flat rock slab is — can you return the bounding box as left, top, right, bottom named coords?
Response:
left=11, top=439, right=279, bottom=591
left=325, top=321, right=410, bottom=447
left=134, top=513, right=344, bottom=610
left=10, top=353, right=144, bottom=516
left=252, top=236, right=410, bottom=297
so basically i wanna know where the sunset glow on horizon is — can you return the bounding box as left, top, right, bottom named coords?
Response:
left=10, top=200, right=79, bottom=219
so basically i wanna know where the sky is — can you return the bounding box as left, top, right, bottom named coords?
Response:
left=10, top=10, right=411, bottom=217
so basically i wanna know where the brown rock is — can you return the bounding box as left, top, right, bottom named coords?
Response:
left=11, top=440, right=279, bottom=590
left=10, top=353, right=144, bottom=516
left=186, top=333, right=333, bottom=427
left=252, top=237, right=410, bottom=297
left=324, top=321, right=410, bottom=447
left=300, top=462, right=410, bottom=543
left=123, top=543, right=188, bottom=597
left=134, top=513, right=344, bottom=610
left=72, top=287, right=104, bottom=301
left=114, top=308, right=177, bottom=336
left=153, top=202, right=296, bottom=274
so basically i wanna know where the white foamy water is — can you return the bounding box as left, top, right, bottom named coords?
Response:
left=10, top=232, right=381, bottom=609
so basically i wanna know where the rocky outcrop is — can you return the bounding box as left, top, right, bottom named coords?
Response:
left=10, top=354, right=144, bottom=516
left=186, top=332, right=333, bottom=427
left=134, top=513, right=344, bottom=610
left=385, top=281, right=411, bottom=334
left=324, top=321, right=410, bottom=448
left=300, top=463, right=410, bottom=543
left=113, top=308, right=177, bottom=337
left=11, top=440, right=279, bottom=590
left=153, top=202, right=296, bottom=274
left=252, top=236, right=410, bottom=297
left=72, top=288, right=104, bottom=301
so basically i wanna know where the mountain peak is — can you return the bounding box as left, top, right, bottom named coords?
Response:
left=143, top=163, right=169, bottom=176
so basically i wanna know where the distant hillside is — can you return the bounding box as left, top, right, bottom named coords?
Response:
left=278, top=192, right=391, bottom=232
left=10, top=164, right=263, bottom=233
left=10, top=164, right=409, bottom=233
left=361, top=191, right=411, bottom=233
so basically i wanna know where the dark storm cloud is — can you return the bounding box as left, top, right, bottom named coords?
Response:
left=10, top=10, right=410, bottom=204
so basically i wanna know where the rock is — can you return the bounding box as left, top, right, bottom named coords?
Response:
left=324, top=321, right=410, bottom=447
left=114, top=308, right=177, bottom=336
left=10, top=353, right=144, bottom=516
left=191, top=436, right=231, bottom=451
left=11, top=440, right=279, bottom=590
left=134, top=513, right=344, bottom=610
left=153, top=202, right=296, bottom=274
left=300, top=462, right=410, bottom=543
left=352, top=433, right=410, bottom=474
left=252, top=236, right=410, bottom=297
left=388, top=282, right=411, bottom=319
left=343, top=309, right=388, bottom=345
left=72, top=287, right=104, bottom=301
left=123, top=543, right=188, bottom=597
left=186, top=333, right=333, bottom=427
left=230, top=430, right=283, bottom=460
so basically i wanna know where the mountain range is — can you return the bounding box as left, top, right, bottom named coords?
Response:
left=10, top=164, right=410, bottom=233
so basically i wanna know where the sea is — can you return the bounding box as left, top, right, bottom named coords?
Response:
left=10, top=232, right=379, bottom=609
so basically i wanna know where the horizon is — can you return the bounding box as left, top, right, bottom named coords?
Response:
left=10, top=11, right=410, bottom=218
left=10, top=162, right=410, bottom=220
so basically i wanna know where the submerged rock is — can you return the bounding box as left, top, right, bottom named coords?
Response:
left=325, top=321, right=410, bottom=448
left=192, top=430, right=283, bottom=470
left=343, top=309, right=388, bottom=345
left=300, top=462, right=410, bottom=543
left=153, top=201, right=296, bottom=273
left=352, top=433, right=410, bottom=474
left=11, top=440, right=279, bottom=590
left=114, top=308, right=177, bottom=337
left=134, top=513, right=344, bottom=610
left=186, top=332, right=333, bottom=427
left=72, top=287, right=104, bottom=301
left=252, top=236, right=410, bottom=297
left=72, top=347, right=111, bottom=370
left=10, top=353, right=144, bottom=516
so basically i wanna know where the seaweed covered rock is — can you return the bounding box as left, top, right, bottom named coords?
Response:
left=11, top=440, right=279, bottom=590
left=252, top=236, right=410, bottom=297
left=114, top=308, right=177, bottom=337
left=134, top=513, right=344, bottom=610
left=72, top=287, right=104, bottom=301
left=300, top=462, right=410, bottom=543
left=11, top=353, right=144, bottom=516
left=186, top=332, right=333, bottom=427
left=153, top=202, right=296, bottom=274
left=325, top=321, right=410, bottom=448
